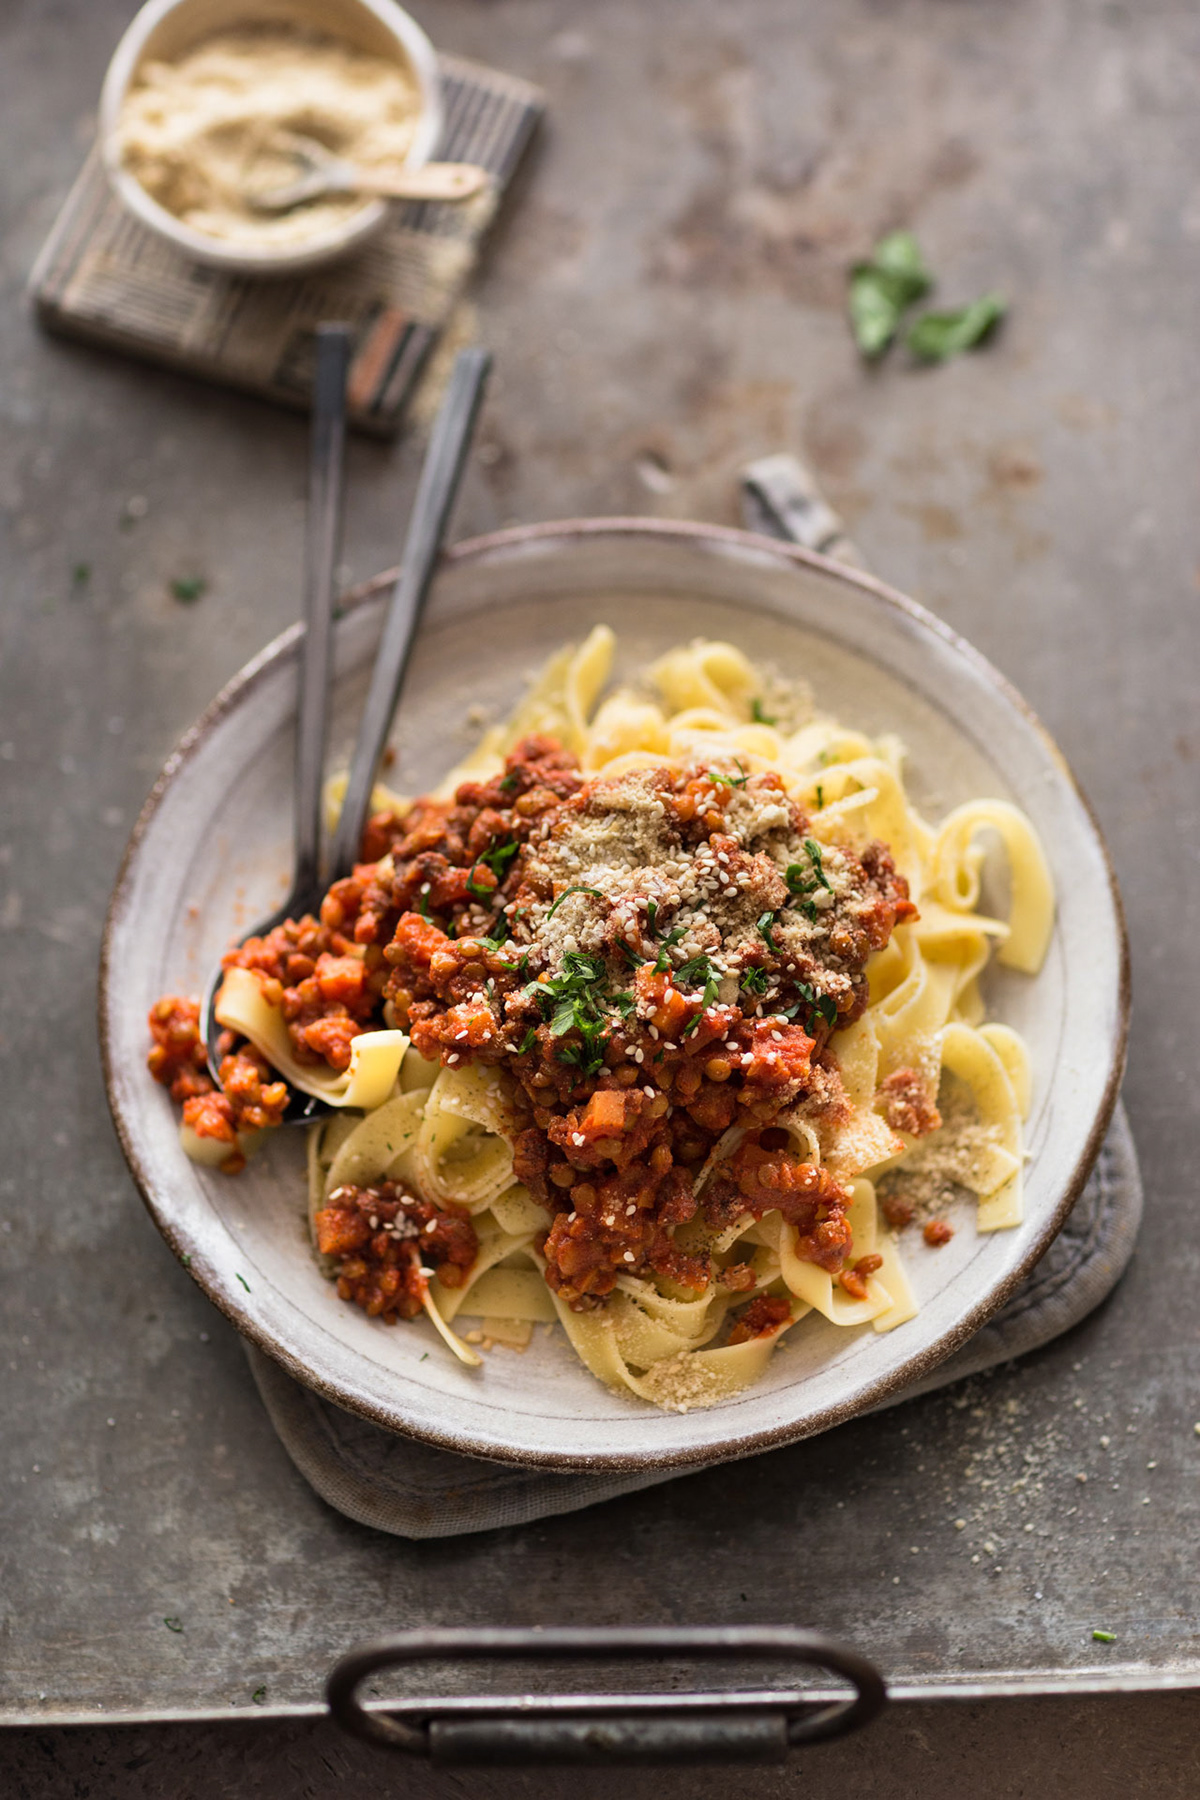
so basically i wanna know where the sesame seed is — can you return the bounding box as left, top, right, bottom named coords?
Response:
left=623, top=1251, right=636, bottom=1262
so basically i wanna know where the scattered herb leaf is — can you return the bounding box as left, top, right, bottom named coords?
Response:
left=782, top=983, right=839, bottom=1031
left=706, top=761, right=749, bottom=789
left=740, top=965, right=769, bottom=997
left=235, top=1273, right=251, bottom=1293
left=517, top=1028, right=538, bottom=1055
left=251, top=1686, right=267, bottom=1705
left=180, top=1252, right=192, bottom=1267
left=785, top=839, right=832, bottom=906
left=848, top=230, right=933, bottom=358
left=1092, top=1629, right=1117, bottom=1644
left=645, top=900, right=659, bottom=937
left=72, top=562, right=91, bottom=586
left=804, top=838, right=831, bottom=888
left=756, top=911, right=779, bottom=951
left=546, top=884, right=604, bottom=919
left=750, top=697, right=777, bottom=726
left=481, top=912, right=511, bottom=952
left=675, top=955, right=721, bottom=1036
left=163, top=1617, right=183, bottom=1633
left=170, top=576, right=207, bottom=603
left=907, top=293, right=1007, bottom=363
left=652, top=927, right=687, bottom=972
left=467, top=838, right=519, bottom=898
left=815, top=784, right=825, bottom=810
left=498, top=771, right=518, bottom=794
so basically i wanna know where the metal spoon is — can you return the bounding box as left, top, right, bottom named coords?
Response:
left=243, top=133, right=489, bottom=214
left=200, top=345, right=492, bottom=1125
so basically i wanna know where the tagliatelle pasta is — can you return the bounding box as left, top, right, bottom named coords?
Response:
left=147, top=629, right=1053, bottom=1411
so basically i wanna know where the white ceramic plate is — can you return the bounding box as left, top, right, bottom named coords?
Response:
left=101, top=521, right=1128, bottom=1470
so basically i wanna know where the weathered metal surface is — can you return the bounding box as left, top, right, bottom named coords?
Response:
left=2, top=0, right=1199, bottom=1787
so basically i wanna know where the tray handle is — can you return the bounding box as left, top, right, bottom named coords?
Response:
left=327, top=1625, right=886, bottom=1765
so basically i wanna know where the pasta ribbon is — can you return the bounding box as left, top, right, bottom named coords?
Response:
left=215, top=965, right=408, bottom=1109
left=939, top=1023, right=1024, bottom=1230
left=415, top=1064, right=515, bottom=1211
left=931, top=800, right=1054, bottom=973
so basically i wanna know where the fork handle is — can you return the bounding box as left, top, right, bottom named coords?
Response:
left=330, top=347, right=491, bottom=880
left=352, top=162, right=489, bottom=202
left=294, top=324, right=350, bottom=899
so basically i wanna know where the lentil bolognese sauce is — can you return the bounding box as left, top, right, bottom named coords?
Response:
left=148, top=630, right=1052, bottom=1409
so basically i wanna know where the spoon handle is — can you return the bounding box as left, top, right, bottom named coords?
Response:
left=348, top=161, right=489, bottom=202
left=330, top=346, right=491, bottom=880
left=293, top=324, right=351, bottom=901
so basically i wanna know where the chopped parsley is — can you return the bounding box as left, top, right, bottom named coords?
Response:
left=1092, top=1629, right=1117, bottom=1644
left=517, top=1028, right=538, bottom=1055
left=251, top=1685, right=267, bottom=1705
left=546, top=884, right=604, bottom=919
left=235, top=1273, right=251, bottom=1293
left=756, top=911, right=779, bottom=951
left=415, top=890, right=432, bottom=922
left=468, top=837, right=519, bottom=897
left=481, top=913, right=511, bottom=952
left=652, top=926, right=687, bottom=972
left=498, top=771, right=518, bottom=794
left=525, top=951, right=628, bottom=1078
left=706, top=761, right=749, bottom=789
left=784, top=840, right=833, bottom=919
left=163, top=1617, right=183, bottom=1633
left=815, top=784, right=825, bottom=810
left=675, top=955, right=721, bottom=1036
left=782, top=984, right=839, bottom=1031
left=750, top=697, right=777, bottom=726
left=739, top=965, right=769, bottom=997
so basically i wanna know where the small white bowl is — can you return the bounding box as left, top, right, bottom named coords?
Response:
left=98, top=0, right=443, bottom=277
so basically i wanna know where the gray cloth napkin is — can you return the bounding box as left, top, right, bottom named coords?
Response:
left=245, top=1102, right=1141, bottom=1538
